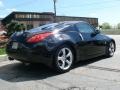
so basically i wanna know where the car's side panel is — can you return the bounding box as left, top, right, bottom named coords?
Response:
left=79, top=33, right=98, bottom=59
left=91, top=34, right=107, bottom=55
left=74, top=22, right=108, bottom=60
left=50, top=29, right=86, bottom=62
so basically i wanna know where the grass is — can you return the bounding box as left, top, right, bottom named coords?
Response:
left=0, top=48, right=6, bottom=55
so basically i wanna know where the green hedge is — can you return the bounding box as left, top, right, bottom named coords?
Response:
left=0, top=48, right=6, bottom=55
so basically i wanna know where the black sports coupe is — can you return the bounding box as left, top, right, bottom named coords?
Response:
left=6, top=21, right=116, bottom=73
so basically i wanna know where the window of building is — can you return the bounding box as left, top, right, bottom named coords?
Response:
left=36, top=14, right=39, bottom=18
left=29, top=14, right=32, bottom=18
left=27, top=24, right=33, bottom=29
left=15, top=14, right=18, bottom=18
left=40, top=15, right=44, bottom=18
left=39, top=24, right=44, bottom=26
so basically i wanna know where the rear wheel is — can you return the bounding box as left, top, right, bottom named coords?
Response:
left=54, top=45, right=74, bottom=73
left=106, top=42, right=115, bottom=57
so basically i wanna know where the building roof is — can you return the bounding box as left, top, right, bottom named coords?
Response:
left=10, top=11, right=54, bottom=15
left=57, top=15, right=98, bottom=19
left=1, top=11, right=55, bottom=25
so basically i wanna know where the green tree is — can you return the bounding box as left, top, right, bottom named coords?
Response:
left=6, top=22, right=26, bottom=37
left=117, top=23, right=120, bottom=29
left=102, top=22, right=111, bottom=29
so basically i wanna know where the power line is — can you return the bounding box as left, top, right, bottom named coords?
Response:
left=0, top=0, right=120, bottom=14
left=58, top=0, right=120, bottom=9
left=63, top=4, right=120, bottom=11
left=0, top=0, right=118, bottom=11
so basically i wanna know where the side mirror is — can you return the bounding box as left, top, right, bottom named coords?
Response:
left=94, top=29, right=100, bottom=34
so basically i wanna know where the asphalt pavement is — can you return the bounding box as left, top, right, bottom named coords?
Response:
left=0, top=35, right=120, bottom=90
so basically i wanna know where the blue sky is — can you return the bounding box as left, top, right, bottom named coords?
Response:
left=0, top=0, right=120, bottom=25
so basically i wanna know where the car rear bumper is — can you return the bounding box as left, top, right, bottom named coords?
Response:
left=6, top=42, right=53, bottom=66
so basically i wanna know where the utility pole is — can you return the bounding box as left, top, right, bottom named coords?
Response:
left=53, top=0, right=57, bottom=22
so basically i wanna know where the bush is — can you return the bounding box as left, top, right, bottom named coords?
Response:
left=6, top=22, right=26, bottom=37
left=0, top=48, right=6, bottom=55
left=101, top=23, right=111, bottom=29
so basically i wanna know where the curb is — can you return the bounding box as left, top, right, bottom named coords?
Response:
left=0, top=54, right=7, bottom=57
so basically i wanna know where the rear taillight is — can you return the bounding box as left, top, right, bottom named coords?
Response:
left=27, top=32, right=52, bottom=43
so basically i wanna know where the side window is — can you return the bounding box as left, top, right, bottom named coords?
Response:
left=76, top=23, right=94, bottom=33
left=63, top=25, right=76, bottom=32
left=66, top=25, right=76, bottom=31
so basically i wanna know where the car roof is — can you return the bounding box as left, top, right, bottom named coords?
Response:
left=58, top=21, right=87, bottom=25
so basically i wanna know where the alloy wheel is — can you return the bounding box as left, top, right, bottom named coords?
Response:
left=57, top=48, right=73, bottom=70
left=109, top=42, right=115, bottom=56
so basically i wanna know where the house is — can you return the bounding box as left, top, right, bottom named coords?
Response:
left=2, top=11, right=98, bottom=30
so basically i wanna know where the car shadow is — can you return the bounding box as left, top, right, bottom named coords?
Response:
left=73, top=56, right=107, bottom=69
left=0, top=56, right=107, bottom=82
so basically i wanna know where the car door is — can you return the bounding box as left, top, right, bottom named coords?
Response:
left=75, top=22, right=103, bottom=59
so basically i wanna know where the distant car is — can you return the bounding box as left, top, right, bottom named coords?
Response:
left=6, top=21, right=116, bottom=73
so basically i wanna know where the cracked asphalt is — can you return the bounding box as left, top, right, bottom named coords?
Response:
left=0, top=35, right=120, bottom=90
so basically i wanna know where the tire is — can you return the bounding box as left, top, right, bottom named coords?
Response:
left=53, top=45, right=74, bottom=73
left=106, top=41, right=115, bottom=57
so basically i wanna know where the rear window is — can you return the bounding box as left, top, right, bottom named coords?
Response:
left=37, top=23, right=71, bottom=31
left=27, top=22, right=72, bottom=33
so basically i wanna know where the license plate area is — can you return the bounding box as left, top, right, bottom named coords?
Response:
left=12, top=42, right=18, bottom=49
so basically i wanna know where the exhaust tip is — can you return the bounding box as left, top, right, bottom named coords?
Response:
left=8, top=57, right=14, bottom=61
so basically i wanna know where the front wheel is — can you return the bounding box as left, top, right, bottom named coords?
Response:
left=106, top=41, right=115, bottom=57
left=54, top=45, right=74, bottom=73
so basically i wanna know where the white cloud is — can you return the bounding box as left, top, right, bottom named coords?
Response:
left=89, top=13, right=97, bottom=17
left=0, top=0, right=4, bottom=7
left=6, top=8, right=18, bottom=12
left=88, top=7, right=120, bottom=25
left=0, top=14, right=6, bottom=18
left=0, top=8, right=18, bottom=18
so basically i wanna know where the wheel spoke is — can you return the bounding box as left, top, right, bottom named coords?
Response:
left=62, top=49, right=66, bottom=56
left=61, top=60, right=65, bottom=69
left=66, top=51, right=71, bottom=58
left=66, top=60, right=71, bottom=65
left=109, top=48, right=112, bottom=52
left=58, top=56, right=64, bottom=61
